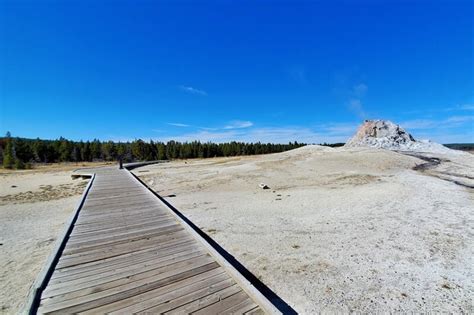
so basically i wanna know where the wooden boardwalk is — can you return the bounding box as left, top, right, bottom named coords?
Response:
left=30, top=166, right=280, bottom=314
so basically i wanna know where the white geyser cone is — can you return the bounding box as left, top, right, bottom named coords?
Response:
left=344, top=120, right=458, bottom=154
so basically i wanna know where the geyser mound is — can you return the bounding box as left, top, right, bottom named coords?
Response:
left=344, top=120, right=457, bottom=154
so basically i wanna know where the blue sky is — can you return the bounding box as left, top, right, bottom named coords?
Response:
left=1, top=0, right=473, bottom=143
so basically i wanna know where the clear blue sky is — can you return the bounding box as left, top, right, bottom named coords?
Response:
left=1, top=0, right=473, bottom=143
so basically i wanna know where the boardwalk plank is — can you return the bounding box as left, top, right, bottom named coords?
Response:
left=67, top=220, right=179, bottom=244
left=192, top=290, right=249, bottom=315
left=222, top=298, right=259, bottom=314
left=75, top=269, right=226, bottom=314
left=50, top=243, right=200, bottom=282
left=160, top=284, right=242, bottom=314
left=57, top=233, right=193, bottom=268
left=72, top=213, right=173, bottom=231
left=64, top=224, right=183, bottom=253
left=48, top=249, right=207, bottom=288
left=115, top=278, right=235, bottom=314
left=57, top=234, right=193, bottom=269
left=69, top=217, right=176, bottom=238
left=52, top=241, right=197, bottom=278
left=39, top=263, right=220, bottom=314
left=43, top=255, right=215, bottom=300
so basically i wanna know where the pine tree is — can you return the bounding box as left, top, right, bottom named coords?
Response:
left=90, top=139, right=102, bottom=160
left=81, top=142, right=92, bottom=161
left=156, top=142, right=166, bottom=160
left=59, top=138, right=71, bottom=162
left=33, top=138, right=47, bottom=162
left=3, top=132, right=15, bottom=169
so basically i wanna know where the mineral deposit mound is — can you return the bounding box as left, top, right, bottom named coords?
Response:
left=345, top=119, right=456, bottom=154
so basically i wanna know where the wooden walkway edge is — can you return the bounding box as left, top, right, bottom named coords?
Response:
left=23, top=173, right=97, bottom=315
left=24, top=164, right=288, bottom=314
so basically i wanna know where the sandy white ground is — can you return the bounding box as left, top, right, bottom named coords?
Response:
left=0, top=167, right=90, bottom=314
left=134, top=146, right=474, bottom=314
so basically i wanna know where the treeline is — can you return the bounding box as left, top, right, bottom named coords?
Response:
left=444, top=143, right=474, bottom=151
left=0, top=132, right=307, bottom=169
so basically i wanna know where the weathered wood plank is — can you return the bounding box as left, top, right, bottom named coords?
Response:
left=48, top=249, right=208, bottom=290
left=39, top=263, right=220, bottom=314
left=67, top=219, right=178, bottom=242
left=75, top=269, right=226, bottom=314
left=52, top=240, right=197, bottom=277
left=192, top=290, right=250, bottom=315
left=63, top=225, right=183, bottom=253
left=72, top=212, right=172, bottom=230
left=56, top=233, right=193, bottom=268
left=223, top=297, right=259, bottom=314
left=69, top=216, right=176, bottom=238
left=43, top=255, right=215, bottom=300
left=159, top=284, right=243, bottom=314
left=114, top=278, right=236, bottom=314
left=49, top=246, right=205, bottom=285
